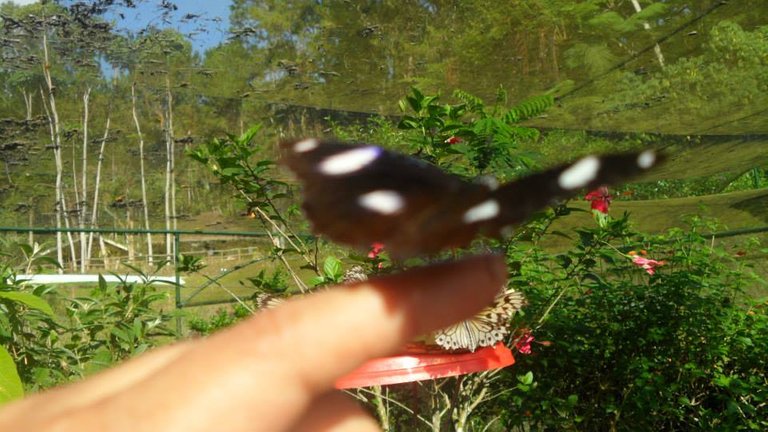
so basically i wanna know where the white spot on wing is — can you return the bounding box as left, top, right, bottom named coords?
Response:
left=500, top=225, right=515, bottom=237
left=293, top=138, right=318, bottom=153
left=319, top=146, right=381, bottom=175
left=476, top=175, right=499, bottom=191
left=558, top=156, right=600, bottom=190
left=462, top=199, right=500, bottom=224
left=358, top=190, right=405, bottom=215
left=637, top=150, right=656, bottom=169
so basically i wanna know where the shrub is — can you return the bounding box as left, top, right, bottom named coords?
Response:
left=497, top=216, right=767, bottom=431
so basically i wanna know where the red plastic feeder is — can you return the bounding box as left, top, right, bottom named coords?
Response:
left=335, top=342, right=515, bottom=389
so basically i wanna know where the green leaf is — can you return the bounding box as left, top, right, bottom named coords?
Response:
left=0, top=345, right=24, bottom=404
left=309, top=276, right=326, bottom=287
left=238, top=124, right=262, bottom=145
left=397, top=117, right=420, bottom=130
left=518, top=371, right=534, bottom=385
left=322, top=256, right=342, bottom=279
left=398, top=98, right=407, bottom=113
left=587, top=11, right=625, bottom=31
left=0, top=291, right=55, bottom=317
left=630, top=3, right=668, bottom=23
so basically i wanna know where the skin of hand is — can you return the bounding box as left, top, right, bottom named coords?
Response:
left=0, top=255, right=506, bottom=432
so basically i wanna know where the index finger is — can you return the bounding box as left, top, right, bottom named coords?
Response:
left=110, top=255, right=507, bottom=431
left=250, top=254, right=508, bottom=387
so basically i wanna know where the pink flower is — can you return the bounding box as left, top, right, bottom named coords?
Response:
left=444, top=136, right=463, bottom=145
left=628, top=251, right=666, bottom=276
left=516, top=333, right=535, bottom=355
left=584, top=186, right=613, bottom=214
left=368, top=242, right=385, bottom=259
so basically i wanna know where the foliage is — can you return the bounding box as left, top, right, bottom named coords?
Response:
left=188, top=304, right=251, bottom=336
left=0, top=344, right=23, bottom=403
left=397, top=87, right=549, bottom=178
left=64, top=269, right=176, bottom=376
left=493, top=215, right=768, bottom=431
left=569, top=19, right=768, bottom=133
left=242, top=268, right=289, bottom=295
left=187, top=124, right=288, bottom=219
left=309, top=256, right=344, bottom=287
left=2, top=1, right=766, bottom=229
left=0, top=244, right=175, bottom=391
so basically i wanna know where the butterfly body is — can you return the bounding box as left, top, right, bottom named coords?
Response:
left=281, top=138, right=661, bottom=258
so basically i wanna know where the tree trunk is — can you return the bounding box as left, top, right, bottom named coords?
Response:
left=630, top=0, right=665, bottom=68
left=79, top=87, right=91, bottom=273
left=550, top=29, right=559, bottom=80
left=40, top=32, right=65, bottom=272
left=163, top=76, right=176, bottom=261
left=87, top=116, right=110, bottom=268
left=131, top=83, right=153, bottom=266
left=22, top=90, right=33, bottom=120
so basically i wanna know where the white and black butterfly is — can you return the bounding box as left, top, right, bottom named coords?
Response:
left=281, top=138, right=661, bottom=258
left=432, top=289, right=526, bottom=352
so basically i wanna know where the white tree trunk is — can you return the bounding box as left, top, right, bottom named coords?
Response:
left=79, top=87, right=91, bottom=273
left=131, top=83, right=153, bottom=265
left=87, top=116, right=110, bottom=266
left=40, top=33, right=65, bottom=272
left=163, top=76, right=176, bottom=260
left=630, top=0, right=665, bottom=68
left=22, top=90, right=33, bottom=120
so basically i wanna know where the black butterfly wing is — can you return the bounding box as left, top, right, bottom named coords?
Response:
left=281, top=138, right=492, bottom=256
left=467, top=151, right=662, bottom=239
left=282, top=138, right=661, bottom=258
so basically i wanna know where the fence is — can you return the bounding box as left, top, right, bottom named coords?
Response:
left=0, top=226, right=281, bottom=334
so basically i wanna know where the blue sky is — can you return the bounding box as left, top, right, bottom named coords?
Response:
left=104, top=0, right=233, bottom=54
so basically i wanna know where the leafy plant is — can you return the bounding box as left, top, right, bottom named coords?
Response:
left=397, top=87, right=550, bottom=178
left=0, top=252, right=67, bottom=392
left=494, top=216, right=768, bottom=431
left=63, top=268, right=175, bottom=377
left=310, top=256, right=344, bottom=287
left=1, top=246, right=176, bottom=392
left=188, top=305, right=251, bottom=336
left=187, top=124, right=289, bottom=222
left=0, top=345, right=23, bottom=403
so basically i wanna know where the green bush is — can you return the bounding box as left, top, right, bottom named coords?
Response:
left=0, top=247, right=175, bottom=392
left=497, top=216, right=767, bottom=431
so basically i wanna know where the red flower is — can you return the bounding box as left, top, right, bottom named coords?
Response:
left=368, top=242, right=385, bottom=259
left=516, top=333, right=535, bottom=355
left=584, top=186, right=613, bottom=214
left=444, top=136, right=463, bottom=145
left=628, top=251, right=666, bottom=276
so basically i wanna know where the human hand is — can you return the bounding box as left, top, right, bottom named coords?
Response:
left=0, top=255, right=506, bottom=432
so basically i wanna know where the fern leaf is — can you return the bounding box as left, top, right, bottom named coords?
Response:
left=453, top=89, right=485, bottom=113
left=503, top=95, right=554, bottom=123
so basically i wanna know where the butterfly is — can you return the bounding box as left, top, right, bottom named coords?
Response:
left=281, top=138, right=662, bottom=258
left=432, top=289, right=526, bottom=352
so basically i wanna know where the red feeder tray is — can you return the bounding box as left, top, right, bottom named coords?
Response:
left=335, top=342, right=515, bottom=389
